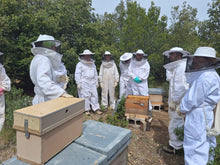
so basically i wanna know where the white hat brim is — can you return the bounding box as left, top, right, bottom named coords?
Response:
left=163, top=50, right=189, bottom=56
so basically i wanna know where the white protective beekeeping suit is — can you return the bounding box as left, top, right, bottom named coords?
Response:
left=0, top=52, right=11, bottom=132
left=119, top=53, right=133, bottom=98
left=75, top=50, right=100, bottom=112
left=128, top=49, right=152, bottom=110
left=180, top=47, right=220, bottom=165
left=30, top=34, right=71, bottom=105
left=162, top=47, right=189, bottom=152
left=99, top=51, right=119, bottom=109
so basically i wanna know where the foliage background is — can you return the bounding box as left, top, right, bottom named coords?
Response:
left=0, top=0, right=220, bottom=163
left=0, top=0, right=219, bottom=93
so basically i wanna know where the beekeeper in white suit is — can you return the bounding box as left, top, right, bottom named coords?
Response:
left=75, top=49, right=101, bottom=115
left=99, top=51, right=119, bottom=110
left=119, top=52, right=133, bottom=98
left=30, top=34, right=72, bottom=105
left=0, top=52, right=11, bottom=132
left=128, top=49, right=152, bottom=110
left=162, top=47, right=189, bottom=154
left=179, top=47, right=220, bottom=164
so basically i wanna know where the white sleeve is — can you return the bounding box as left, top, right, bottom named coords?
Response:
left=36, top=57, right=65, bottom=99
left=74, top=63, right=82, bottom=85
left=0, top=65, right=11, bottom=91
left=114, top=63, right=119, bottom=83
left=139, top=61, right=150, bottom=81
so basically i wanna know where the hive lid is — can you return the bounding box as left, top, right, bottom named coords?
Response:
left=149, top=88, right=164, bottom=95
left=75, top=120, right=131, bottom=161
left=3, top=143, right=107, bottom=165
left=13, top=97, right=85, bottom=135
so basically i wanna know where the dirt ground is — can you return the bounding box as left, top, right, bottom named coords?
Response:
left=0, top=109, right=184, bottom=165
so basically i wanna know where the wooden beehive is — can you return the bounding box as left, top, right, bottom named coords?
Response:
left=125, top=95, right=150, bottom=119
left=149, top=88, right=164, bottom=111
left=13, top=97, right=85, bottom=165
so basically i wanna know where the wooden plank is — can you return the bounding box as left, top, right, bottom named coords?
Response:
left=151, top=102, right=163, bottom=105
left=125, top=113, right=149, bottom=119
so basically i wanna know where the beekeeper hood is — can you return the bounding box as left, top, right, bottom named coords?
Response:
left=133, top=49, right=148, bottom=60
left=120, top=52, right=132, bottom=64
left=31, top=34, right=61, bottom=54
left=31, top=34, right=63, bottom=70
left=79, top=49, right=95, bottom=64
left=185, top=47, right=220, bottom=72
left=163, top=47, right=189, bottom=65
left=102, top=51, right=113, bottom=61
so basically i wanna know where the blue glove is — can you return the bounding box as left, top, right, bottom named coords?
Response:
left=134, top=77, right=142, bottom=83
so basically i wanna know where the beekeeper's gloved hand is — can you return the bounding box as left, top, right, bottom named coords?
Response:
left=61, top=92, right=73, bottom=98
left=100, top=83, right=103, bottom=88
left=176, top=106, right=185, bottom=117
left=114, top=82, right=117, bottom=87
left=169, top=100, right=177, bottom=111
left=59, top=75, right=69, bottom=83
left=134, top=77, right=142, bottom=83
left=77, top=84, right=82, bottom=90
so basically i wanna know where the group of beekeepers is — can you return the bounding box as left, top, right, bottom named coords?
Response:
left=75, top=49, right=152, bottom=115
left=29, top=34, right=152, bottom=116
left=0, top=34, right=220, bottom=164
left=162, top=46, right=220, bottom=165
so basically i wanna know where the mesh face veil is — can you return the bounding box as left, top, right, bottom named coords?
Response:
left=34, top=40, right=61, bottom=54
left=185, top=47, right=220, bottom=72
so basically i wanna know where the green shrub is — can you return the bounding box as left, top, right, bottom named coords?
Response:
left=174, top=126, right=184, bottom=142
left=106, top=95, right=128, bottom=128
left=0, top=86, right=32, bottom=146
left=208, top=136, right=220, bottom=165
left=4, top=86, right=32, bottom=129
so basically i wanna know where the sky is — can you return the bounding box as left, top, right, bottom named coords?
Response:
left=92, top=0, right=213, bottom=25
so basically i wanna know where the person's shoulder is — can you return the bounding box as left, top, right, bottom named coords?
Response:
left=199, top=70, right=218, bottom=83
left=33, top=54, right=50, bottom=63
left=76, top=61, right=82, bottom=66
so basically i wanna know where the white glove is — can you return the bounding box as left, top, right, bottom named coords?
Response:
left=169, top=100, right=177, bottom=111
left=176, top=106, right=185, bottom=117
left=77, top=84, right=82, bottom=90
left=63, top=83, right=67, bottom=90
left=114, top=82, right=117, bottom=88
left=61, top=93, right=73, bottom=98
left=100, top=83, right=103, bottom=88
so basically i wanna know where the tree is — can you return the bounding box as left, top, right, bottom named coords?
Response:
left=198, top=0, right=220, bottom=53
left=119, top=1, right=168, bottom=82
left=0, top=0, right=97, bottom=90
left=168, top=1, right=200, bottom=53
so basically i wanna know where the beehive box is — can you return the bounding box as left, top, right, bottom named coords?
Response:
left=149, top=88, right=164, bottom=103
left=75, top=120, right=131, bottom=165
left=3, top=143, right=107, bottom=165
left=13, top=97, right=85, bottom=165
left=125, top=95, right=150, bottom=118
left=3, top=120, right=131, bottom=165
left=149, top=88, right=164, bottom=111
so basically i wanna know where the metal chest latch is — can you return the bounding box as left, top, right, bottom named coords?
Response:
left=24, top=119, right=30, bottom=139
